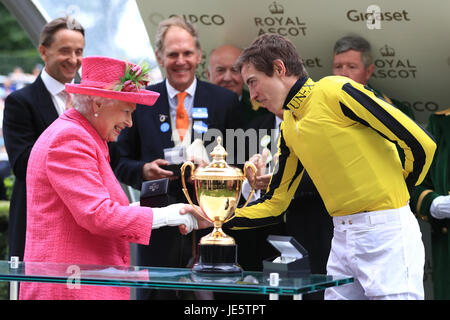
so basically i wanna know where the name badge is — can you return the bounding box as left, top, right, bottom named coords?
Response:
left=193, top=121, right=208, bottom=134
left=192, top=107, right=208, bottom=119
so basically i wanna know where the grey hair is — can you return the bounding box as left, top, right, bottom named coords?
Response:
left=155, top=15, right=201, bottom=54
left=333, top=35, right=373, bottom=68
left=72, top=94, right=119, bottom=115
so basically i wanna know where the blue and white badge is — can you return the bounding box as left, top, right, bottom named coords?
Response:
left=192, top=107, right=208, bottom=119
left=160, top=122, right=170, bottom=133
left=193, top=121, right=208, bottom=134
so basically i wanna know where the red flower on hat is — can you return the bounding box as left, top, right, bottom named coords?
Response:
left=130, top=65, right=142, bottom=78
left=123, top=80, right=137, bottom=92
left=115, top=61, right=151, bottom=93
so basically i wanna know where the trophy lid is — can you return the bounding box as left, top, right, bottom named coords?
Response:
left=193, top=137, right=244, bottom=180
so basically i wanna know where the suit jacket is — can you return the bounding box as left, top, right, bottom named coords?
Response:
left=240, top=89, right=270, bottom=126
left=20, top=108, right=153, bottom=300
left=3, top=75, right=59, bottom=260
left=245, top=112, right=278, bottom=158
left=114, top=78, right=242, bottom=273
left=115, top=78, right=241, bottom=191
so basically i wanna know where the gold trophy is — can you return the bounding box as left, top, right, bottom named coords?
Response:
left=181, top=137, right=256, bottom=274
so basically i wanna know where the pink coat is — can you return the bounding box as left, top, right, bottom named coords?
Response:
left=20, top=108, right=154, bottom=300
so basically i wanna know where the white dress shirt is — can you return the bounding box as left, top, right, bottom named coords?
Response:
left=40, top=68, right=71, bottom=116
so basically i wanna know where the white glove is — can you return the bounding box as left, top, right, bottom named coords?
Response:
left=151, top=203, right=198, bottom=233
left=430, top=195, right=450, bottom=219
left=242, top=179, right=261, bottom=202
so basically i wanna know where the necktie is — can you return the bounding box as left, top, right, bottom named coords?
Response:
left=176, top=92, right=189, bottom=141
left=59, top=90, right=73, bottom=111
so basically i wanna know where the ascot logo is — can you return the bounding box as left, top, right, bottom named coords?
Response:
left=372, top=45, right=417, bottom=79
left=254, top=1, right=307, bottom=37
left=380, top=45, right=395, bottom=57
left=269, top=1, right=284, bottom=14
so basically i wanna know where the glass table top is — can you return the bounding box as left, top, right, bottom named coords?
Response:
left=0, top=261, right=353, bottom=296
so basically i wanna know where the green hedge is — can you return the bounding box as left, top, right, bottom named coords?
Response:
left=0, top=200, right=9, bottom=300
left=0, top=200, right=8, bottom=257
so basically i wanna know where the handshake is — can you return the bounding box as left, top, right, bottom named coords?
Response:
left=130, top=202, right=212, bottom=234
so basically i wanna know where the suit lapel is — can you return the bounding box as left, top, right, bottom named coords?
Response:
left=154, top=81, right=174, bottom=148
left=33, top=75, right=59, bottom=126
left=190, top=79, right=211, bottom=141
left=192, top=79, right=206, bottom=108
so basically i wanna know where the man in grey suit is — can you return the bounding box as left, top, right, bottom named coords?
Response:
left=3, top=17, right=85, bottom=261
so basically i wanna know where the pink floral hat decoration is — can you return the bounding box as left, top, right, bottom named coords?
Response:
left=65, top=56, right=160, bottom=106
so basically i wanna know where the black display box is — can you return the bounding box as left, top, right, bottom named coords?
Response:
left=140, top=178, right=169, bottom=208
left=263, top=235, right=311, bottom=277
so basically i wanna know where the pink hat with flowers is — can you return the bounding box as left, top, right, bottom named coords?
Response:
left=65, top=56, right=160, bottom=106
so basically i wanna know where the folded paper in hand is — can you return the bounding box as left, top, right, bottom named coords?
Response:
left=163, top=139, right=210, bottom=165
left=164, top=146, right=187, bottom=165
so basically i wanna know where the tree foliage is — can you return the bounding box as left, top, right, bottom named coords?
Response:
left=0, top=2, right=36, bottom=52
left=0, top=2, right=41, bottom=74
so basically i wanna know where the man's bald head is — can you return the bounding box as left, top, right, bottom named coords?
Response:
left=207, top=45, right=244, bottom=96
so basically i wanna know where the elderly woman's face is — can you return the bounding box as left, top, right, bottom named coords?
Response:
left=94, top=100, right=136, bottom=142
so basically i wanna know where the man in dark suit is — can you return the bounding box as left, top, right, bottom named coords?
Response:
left=3, top=17, right=85, bottom=262
left=207, top=44, right=269, bottom=127
left=114, top=16, right=241, bottom=300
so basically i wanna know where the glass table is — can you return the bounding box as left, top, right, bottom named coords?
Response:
left=0, top=260, right=353, bottom=300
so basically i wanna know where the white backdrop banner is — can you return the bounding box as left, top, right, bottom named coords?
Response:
left=136, top=0, right=450, bottom=125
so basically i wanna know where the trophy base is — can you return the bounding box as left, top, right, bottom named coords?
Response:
left=192, top=244, right=242, bottom=274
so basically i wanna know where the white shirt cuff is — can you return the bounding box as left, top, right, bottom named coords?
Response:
left=242, top=179, right=260, bottom=202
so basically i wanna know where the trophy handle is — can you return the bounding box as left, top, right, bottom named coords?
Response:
left=180, top=161, right=206, bottom=218
left=241, top=161, right=258, bottom=209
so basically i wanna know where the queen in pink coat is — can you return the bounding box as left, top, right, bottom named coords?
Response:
left=20, top=56, right=203, bottom=300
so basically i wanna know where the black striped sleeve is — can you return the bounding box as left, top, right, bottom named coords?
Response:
left=227, top=129, right=304, bottom=229
left=341, top=82, right=435, bottom=188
